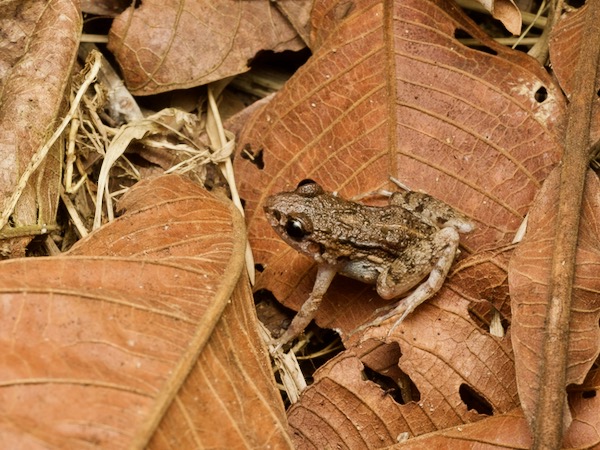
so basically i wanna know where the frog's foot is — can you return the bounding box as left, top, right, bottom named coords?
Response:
left=385, top=280, right=439, bottom=335
left=349, top=301, right=411, bottom=338
left=351, top=283, right=438, bottom=339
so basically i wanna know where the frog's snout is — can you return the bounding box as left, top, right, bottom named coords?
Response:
left=263, top=200, right=282, bottom=227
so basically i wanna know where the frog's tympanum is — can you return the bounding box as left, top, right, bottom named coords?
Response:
left=264, top=179, right=474, bottom=348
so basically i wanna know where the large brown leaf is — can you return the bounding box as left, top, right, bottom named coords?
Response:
left=108, top=0, right=305, bottom=95
left=290, top=307, right=518, bottom=447
left=147, top=279, right=293, bottom=449
left=290, top=316, right=600, bottom=448
left=0, top=0, right=80, bottom=256
left=508, top=168, right=600, bottom=429
left=235, top=0, right=565, bottom=338
left=0, top=175, right=290, bottom=447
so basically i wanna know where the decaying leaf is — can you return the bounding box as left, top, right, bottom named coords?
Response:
left=235, top=0, right=565, bottom=338
left=0, top=0, right=81, bottom=256
left=290, top=281, right=600, bottom=448
left=108, top=0, right=306, bottom=95
left=290, top=309, right=518, bottom=447
left=509, top=168, right=600, bottom=430
left=0, top=175, right=289, bottom=447
left=386, top=369, right=600, bottom=449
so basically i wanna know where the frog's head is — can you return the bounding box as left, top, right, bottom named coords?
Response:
left=264, top=179, right=327, bottom=260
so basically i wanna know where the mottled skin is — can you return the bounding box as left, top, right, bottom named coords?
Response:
left=264, top=180, right=474, bottom=349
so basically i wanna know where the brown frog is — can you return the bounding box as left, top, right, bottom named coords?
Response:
left=264, top=179, right=474, bottom=349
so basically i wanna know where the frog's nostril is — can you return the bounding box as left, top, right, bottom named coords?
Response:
left=272, top=210, right=281, bottom=221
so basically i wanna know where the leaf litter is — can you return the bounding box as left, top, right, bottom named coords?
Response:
left=233, top=0, right=600, bottom=447
left=1, top=0, right=600, bottom=448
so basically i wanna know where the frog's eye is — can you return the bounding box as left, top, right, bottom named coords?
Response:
left=285, top=215, right=312, bottom=241
left=295, top=179, right=324, bottom=197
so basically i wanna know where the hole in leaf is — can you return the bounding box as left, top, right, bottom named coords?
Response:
left=240, top=144, right=264, bottom=170
left=253, top=288, right=276, bottom=305
left=362, top=366, right=406, bottom=404
left=361, top=342, right=420, bottom=404
left=453, top=28, right=498, bottom=55
left=459, top=384, right=493, bottom=415
left=582, top=390, right=597, bottom=399
left=534, top=86, right=548, bottom=103
left=249, top=48, right=311, bottom=72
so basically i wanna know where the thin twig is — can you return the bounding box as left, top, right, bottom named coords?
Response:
left=60, top=189, right=89, bottom=238
left=528, top=0, right=564, bottom=62
left=65, top=115, right=80, bottom=193
left=206, top=84, right=256, bottom=284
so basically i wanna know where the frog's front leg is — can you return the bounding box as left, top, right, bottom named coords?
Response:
left=271, top=264, right=338, bottom=351
left=369, top=226, right=461, bottom=333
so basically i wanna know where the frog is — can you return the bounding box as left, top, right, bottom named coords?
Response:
left=263, top=179, right=475, bottom=349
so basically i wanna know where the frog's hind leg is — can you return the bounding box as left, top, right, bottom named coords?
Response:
left=390, top=191, right=474, bottom=233
left=368, top=227, right=460, bottom=334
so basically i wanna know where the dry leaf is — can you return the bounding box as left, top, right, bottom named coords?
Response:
left=0, top=0, right=81, bottom=256
left=108, top=0, right=305, bottom=95
left=290, top=281, right=600, bottom=448
left=549, top=3, right=600, bottom=144
left=148, top=279, right=293, bottom=449
left=548, top=4, right=584, bottom=94
left=386, top=369, right=600, bottom=449
left=473, top=0, right=522, bottom=35
left=0, top=175, right=289, bottom=447
left=450, top=247, right=513, bottom=322
left=81, top=0, right=129, bottom=16
left=273, top=1, right=313, bottom=46
left=508, top=168, right=600, bottom=430
left=235, top=0, right=565, bottom=337
left=290, top=310, right=518, bottom=447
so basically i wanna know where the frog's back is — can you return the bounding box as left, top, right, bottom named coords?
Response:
left=310, top=201, right=436, bottom=260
